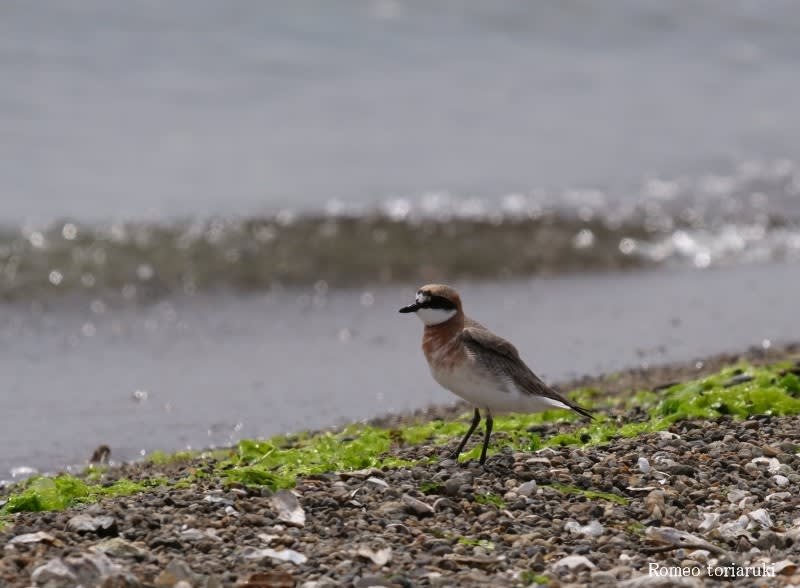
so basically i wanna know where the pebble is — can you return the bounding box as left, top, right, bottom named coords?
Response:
left=7, top=531, right=57, bottom=545
left=564, top=520, right=604, bottom=537
left=240, top=546, right=307, bottom=565
left=92, top=537, right=148, bottom=561
left=552, top=554, right=596, bottom=572
left=747, top=508, right=773, bottom=528
left=772, top=474, right=790, bottom=487
left=66, top=514, right=118, bottom=536
left=400, top=494, right=434, bottom=517
left=269, top=490, right=305, bottom=527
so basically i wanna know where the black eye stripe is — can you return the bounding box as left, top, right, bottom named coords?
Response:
left=419, top=294, right=457, bottom=311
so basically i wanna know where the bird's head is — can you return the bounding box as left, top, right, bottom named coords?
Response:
left=399, top=284, right=462, bottom=325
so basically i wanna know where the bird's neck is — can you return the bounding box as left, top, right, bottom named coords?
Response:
left=422, top=312, right=464, bottom=356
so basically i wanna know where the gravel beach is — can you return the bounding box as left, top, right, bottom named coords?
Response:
left=2, top=345, right=799, bottom=588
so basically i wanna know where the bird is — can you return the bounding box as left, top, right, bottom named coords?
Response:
left=399, top=284, right=593, bottom=464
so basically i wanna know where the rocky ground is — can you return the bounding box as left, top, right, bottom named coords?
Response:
left=1, top=344, right=800, bottom=588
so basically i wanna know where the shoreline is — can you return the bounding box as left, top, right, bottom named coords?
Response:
left=2, top=345, right=800, bottom=587
left=5, top=261, right=800, bottom=478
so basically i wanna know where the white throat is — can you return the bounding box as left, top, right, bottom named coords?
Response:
left=416, top=307, right=457, bottom=326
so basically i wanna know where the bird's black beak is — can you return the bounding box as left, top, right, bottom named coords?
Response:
left=398, top=302, right=421, bottom=313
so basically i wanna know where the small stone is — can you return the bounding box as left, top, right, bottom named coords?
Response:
left=564, top=520, right=604, bottom=537
left=241, top=546, right=307, bottom=565
left=67, top=514, right=118, bottom=536
left=7, top=531, right=57, bottom=545
left=772, top=474, right=790, bottom=487
left=180, top=528, right=213, bottom=541
left=552, top=554, right=596, bottom=573
left=755, top=531, right=784, bottom=551
left=664, top=464, right=696, bottom=477
left=727, top=489, right=748, bottom=503
left=355, top=546, right=392, bottom=567
left=645, top=490, right=665, bottom=521
left=747, top=508, right=773, bottom=528
left=155, top=559, right=200, bottom=587
left=637, top=457, right=651, bottom=474
left=592, top=570, right=617, bottom=585
left=42, top=552, right=122, bottom=588
left=443, top=479, right=462, bottom=496
left=92, top=537, right=148, bottom=561
left=366, top=477, right=389, bottom=489
left=750, top=457, right=781, bottom=473
left=269, top=490, right=305, bottom=527
left=203, top=494, right=234, bottom=506
left=237, top=572, right=296, bottom=588
left=31, top=559, right=78, bottom=588
left=774, top=560, right=798, bottom=575
left=401, top=494, right=434, bottom=517
left=697, top=513, right=719, bottom=532
left=516, top=481, right=537, bottom=497
left=353, top=576, right=395, bottom=588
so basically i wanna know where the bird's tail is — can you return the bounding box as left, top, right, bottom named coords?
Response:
left=568, top=401, right=594, bottom=421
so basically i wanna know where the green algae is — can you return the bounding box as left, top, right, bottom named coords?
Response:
left=218, top=362, right=800, bottom=478
left=520, top=571, right=551, bottom=586
left=420, top=481, right=444, bottom=495
left=547, top=483, right=629, bottom=505
left=460, top=362, right=800, bottom=460
left=219, top=427, right=415, bottom=490
left=0, top=475, right=166, bottom=515
left=146, top=449, right=196, bottom=465
left=626, top=521, right=646, bottom=535
left=653, top=365, right=800, bottom=421
left=3, top=361, right=797, bottom=514
left=457, top=537, right=496, bottom=550
left=474, top=491, right=506, bottom=508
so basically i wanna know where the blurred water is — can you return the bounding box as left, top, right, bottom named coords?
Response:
left=2, top=0, right=800, bottom=222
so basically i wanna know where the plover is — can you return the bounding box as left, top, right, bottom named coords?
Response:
left=399, top=284, right=593, bottom=464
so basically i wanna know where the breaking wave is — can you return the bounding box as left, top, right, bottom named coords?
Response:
left=2, top=161, right=800, bottom=302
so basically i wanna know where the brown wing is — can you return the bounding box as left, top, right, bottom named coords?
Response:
left=461, top=326, right=593, bottom=420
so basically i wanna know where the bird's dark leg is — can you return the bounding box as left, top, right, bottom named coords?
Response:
left=449, top=408, right=481, bottom=460
left=479, top=413, right=494, bottom=465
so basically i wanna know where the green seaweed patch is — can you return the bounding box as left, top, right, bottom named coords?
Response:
left=474, top=491, right=506, bottom=508
left=0, top=475, right=166, bottom=515
left=419, top=481, right=443, bottom=495
left=399, top=388, right=596, bottom=451
left=84, top=465, right=109, bottom=482
left=544, top=417, right=668, bottom=449
left=458, top=362, right=800, bottom=459
left=457, top=537, right=495, bottom=550
left=219, top=426, right=415, bottom=490
left=546, top=483, right=629, bottom=505
left=146, top=449, right=196, bottom=465
left=626, top=521, right=646, bottom=535
left=653, top=364, right=800, bottom=422
left=520, top=571, right=551, bottom=586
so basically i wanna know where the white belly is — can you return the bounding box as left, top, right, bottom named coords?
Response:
left=429, top=363, right=569, bottom=415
